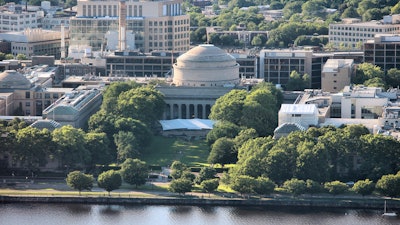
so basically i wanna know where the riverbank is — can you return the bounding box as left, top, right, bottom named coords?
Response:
left=1, top=194, right=400, bottom=210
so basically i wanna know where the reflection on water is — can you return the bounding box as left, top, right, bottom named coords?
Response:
left=0, top=203, right=399, bottom=225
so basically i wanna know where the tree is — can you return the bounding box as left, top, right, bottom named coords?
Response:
left=66, top=171, right=94, bottom=195
left=52, top=125, right=90, bottom=169
left=195, top=167, right=217, bottom=184
left=200, top=178, right=220, bottom=197
left=208, top=137, right=237, bottom=166
left=306, top=179, right=323, bottom=194
left=341, top=7, right=359, bottom=18
left=13, top=127, right=55, bottom=170
left=120, top=158, right=148, bottom=188
left=354, top=63, right=384, bottom=84
left=97, top=170, right=122, bottom=196
left=117, top=86, right=164, bottom=128
left=352, top=179, right=375, bottom=196
left=282, top=1, right=303, bottom=19
left=283, top=178, right=307, bottom=196
left=302, top=0, right=326, bottom=18
left=286, top=70, right=308, bottom=91
left=168, top=178, right=192, bottom=195
left=386, top=68, right=400, bottom=88
left=170, top=161, right=188, bottom=180
left=230, top=175, right=257, bottom=197
left=376, top=173, right=400, bottom=197
left=206, top=121, right=241, bottom=146
left=391, top=1, right=400, bottom=14
left=253, top=177, right=275, bottom=196
left=114, top=131, right=140, bottom=162
left=85, top=132, right=113, bottom=166
left=324, top=181, right=348, bottom=195
left=209, top=89, right=247, bottom=125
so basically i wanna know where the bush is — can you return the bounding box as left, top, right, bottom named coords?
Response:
left=376, top=173, right=400, bottom=197
left=352, top=179, right=375, bottom=196
left=283, top=178, right=306, bottom=196
left=324, top=181, right=348, bottom=195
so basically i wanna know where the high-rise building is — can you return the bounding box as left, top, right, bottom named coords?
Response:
left=69, top=0, right=190, bottom=54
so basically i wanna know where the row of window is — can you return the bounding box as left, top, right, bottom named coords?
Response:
left=330, top=32, right=375, bottom=37
left=0, top=14, right=36, bottom=19
left=82, top=4, right=143, bottom=17
left=330, top=26, right=399, bottom=33
left=25, top=92, right=59, bottom=99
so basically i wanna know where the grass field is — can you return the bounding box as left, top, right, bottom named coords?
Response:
left=141, top=136, right=210, bottom=167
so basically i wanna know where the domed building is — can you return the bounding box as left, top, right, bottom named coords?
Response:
left=0, top=70, right=32, bottom=89
left=156, top=45, right=242, bottom=120
left=173, top=44, right=240, bottom=87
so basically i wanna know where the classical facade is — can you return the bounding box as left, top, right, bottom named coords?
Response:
left=69, top=0, right=190, bottom=53
left=157, top=44, right=240, bottom=119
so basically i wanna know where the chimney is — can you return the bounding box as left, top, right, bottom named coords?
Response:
left=119, top=1, right=127, bottom=51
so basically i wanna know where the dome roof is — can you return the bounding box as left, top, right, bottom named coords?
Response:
left=0, top=70, right=31, bottom=89
left=177, top=44, right=235, bottom=63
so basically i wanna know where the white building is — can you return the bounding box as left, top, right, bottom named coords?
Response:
left=0, top=3, right=43, bottom=32
left=321, top=59, right=354, bottom=93
left=278, top=104, right=319, bottom=128
left=329, top=15, right=400, bottom=49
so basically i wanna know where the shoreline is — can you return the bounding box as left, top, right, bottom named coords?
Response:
left=1, top=195, right=400, bottom=210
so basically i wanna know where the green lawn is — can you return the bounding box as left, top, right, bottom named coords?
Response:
left=141, top=136, right=210, bottom=167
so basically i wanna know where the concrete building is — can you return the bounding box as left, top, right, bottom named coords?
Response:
left=69, top=0, right=190, bottom=54
left=329, top=15, right=400, bottom=50
left=364, top=34, right=400, bottom=74
left=321, top=59, right=354, bottom=93
left=0, top=3, right=43, bottom=32
left=0, top=28, right=70, bottom=59
left=42, top=86, right=102, bottom=128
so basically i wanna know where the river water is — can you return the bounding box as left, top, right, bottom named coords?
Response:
left=0, top=203, right=399, bottom=225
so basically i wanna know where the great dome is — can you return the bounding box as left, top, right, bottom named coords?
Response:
left=173, top=44, right=240, bottom=87
left=0, top=70, right=31, bottom=89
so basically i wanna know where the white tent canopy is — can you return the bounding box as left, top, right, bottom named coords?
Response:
left=159, top=119, right=215, bottom=131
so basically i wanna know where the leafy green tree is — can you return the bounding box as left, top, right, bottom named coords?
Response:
left=195, top=167, right=217, bottom=184
left=170, top=161, right=188, bottom=180
left=14, top=127, right=55, bottom=170
left=283, top=178, right=307, bottom=196
left=295, top=142, right=329, bottom=182
left=85, top=132, right=112, bottom=166
left=16, top=54, right=27, bottom=60
left=354, top=63, right=384, bottom=84
left=114, top=131, right=139, bottom=163
left=200, top=178, right=220, bottom=197
left=363, top=77, right=386, bottom=89
left=208, top=137, right=237, bottom=166
left=362, top=8, right=382, bottom=22
left=120, top=158, right=148, bottom=188
left=5, top=54, right=13, bottom=60
left=117, top=86, right=164, bottom=127
left=66, top=171, right=94, bottom=195
left=376, top=173, right=400, bottom=197
left=386, top=68, right=400, bottom=88
left=391, top=1, right=400, bottom=14
left=101, top=81, right=140, bottom=113
left=233, top=128, right=258, bottom=151
left=302, top=0, right=326, bottom=18
left=53, top=125, right=90, bottom=169
left=357, top=0, right=378, bottom=19
left=352, top=179, right=375, bottom=196
left=209, top=89, right=247, bottom=125
left=206, top=121, right=241, bottom=147
left=181, top=170, right=196, bottom=183
left=359, top=134, right=400, bottom=181
left=97, top=170, right=122, bottom=196
left=253, top=177, right=276, bottom=196
left=324, top=181, right=348, bottom=195
left=168, top=178, right=192, bottom=195
left=341, top=7, right=359, bottom=18
left=286, top=70, right=308, bottom=91
left=114, top=117, right=152, bottom=148
left=230, top=175, right=257, bottom=197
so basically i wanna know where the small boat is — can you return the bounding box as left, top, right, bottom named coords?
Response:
left=382, top=200, right=397, bottom=217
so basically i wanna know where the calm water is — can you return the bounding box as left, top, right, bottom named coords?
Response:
left=0, top=203, right=399, bottom=225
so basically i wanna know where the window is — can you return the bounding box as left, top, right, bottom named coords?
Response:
left=25, top=92, right=30, bottom=99
left=25, top=102, right=30, bottom=107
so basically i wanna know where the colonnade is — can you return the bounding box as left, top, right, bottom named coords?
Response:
left=164, top=103, right=212, bottom=119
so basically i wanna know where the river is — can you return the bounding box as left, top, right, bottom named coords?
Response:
left=0, top=203, right=399, bottom=225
